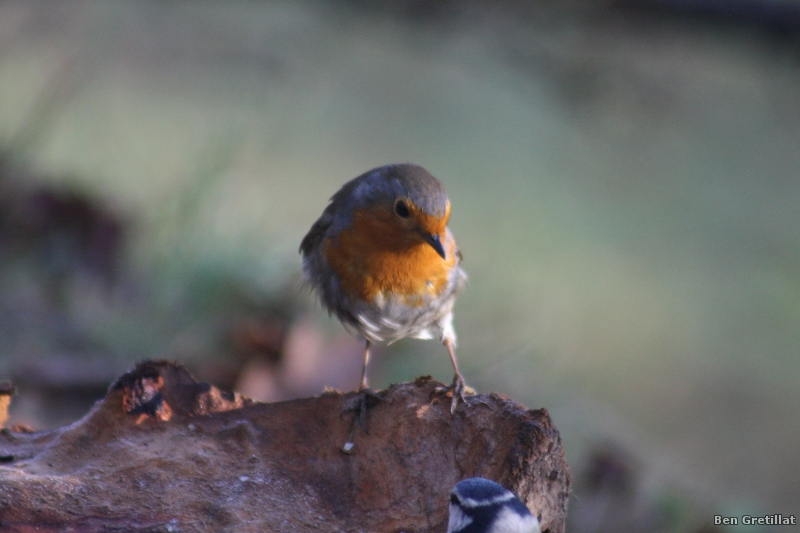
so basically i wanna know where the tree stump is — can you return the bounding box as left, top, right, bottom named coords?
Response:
left=0, top=361, right=570, bottom=533
left=0, top=382, right=15, bottom=429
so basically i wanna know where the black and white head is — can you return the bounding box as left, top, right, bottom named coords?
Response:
left=447, top=478, right=541, bottom=533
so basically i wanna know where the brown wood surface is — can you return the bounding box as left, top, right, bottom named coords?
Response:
left=0, top=361, right=570, bottom=533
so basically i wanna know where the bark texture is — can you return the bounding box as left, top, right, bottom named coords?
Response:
left=0, top=360, right=570, bottom=533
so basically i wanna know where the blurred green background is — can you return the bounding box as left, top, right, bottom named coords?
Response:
left=1, top=1, right=798, bottom=531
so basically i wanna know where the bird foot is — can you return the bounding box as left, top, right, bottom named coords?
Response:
left=433, top=374, right=474, bottom=414
left=341, top=388, right=383, bottom=453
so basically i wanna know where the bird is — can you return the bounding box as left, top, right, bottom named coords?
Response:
left=448, top=478, right=541, bottom=533
left=300, top=163, right=469, bottom=416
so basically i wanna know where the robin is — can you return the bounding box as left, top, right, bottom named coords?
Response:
left=300, top=164, right=469, bottom=416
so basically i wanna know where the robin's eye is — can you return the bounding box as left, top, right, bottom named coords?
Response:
left=395, top=200, right=410, bottom=218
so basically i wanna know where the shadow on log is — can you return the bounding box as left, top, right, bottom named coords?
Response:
left=0, top=361, right=570, bottom=533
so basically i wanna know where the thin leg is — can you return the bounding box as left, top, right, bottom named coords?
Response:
left=445, top=339, right=462, bottom=378
left=360, top=339, right=371, bottom=390
left=444, top=339, right=468, bottom=414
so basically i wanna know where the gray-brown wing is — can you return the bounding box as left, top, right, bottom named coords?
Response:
left=299, top=169, right=376, bottom=256
left=299, top=206, right=334, bottom=257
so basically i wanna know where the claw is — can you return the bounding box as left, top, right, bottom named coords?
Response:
left=450, top=374, right=467, bottom=414
left=437, top=338, right=475, bottom=414
left=340, top=388, right=383, bottom=454
left=433, top=373, right=475, bottom=415
left=343, top=388, right=383, bottom=434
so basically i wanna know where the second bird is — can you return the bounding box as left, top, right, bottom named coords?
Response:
left=300, top=164, right=468, bottom=413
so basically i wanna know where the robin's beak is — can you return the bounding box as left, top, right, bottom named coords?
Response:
left=423, top=233, right=446, bottom=259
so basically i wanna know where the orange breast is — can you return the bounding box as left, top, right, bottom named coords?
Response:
left=324, top=207, right=457, bottom=306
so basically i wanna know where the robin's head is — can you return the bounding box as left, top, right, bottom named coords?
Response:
left=331, top=164, right=451, bottom=258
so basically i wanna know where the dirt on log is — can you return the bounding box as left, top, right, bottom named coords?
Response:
left=0, top=360, right=570, bottom=533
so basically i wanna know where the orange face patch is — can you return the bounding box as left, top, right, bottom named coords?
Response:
left=324, top=203, right=456, bottom=305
